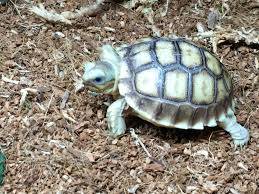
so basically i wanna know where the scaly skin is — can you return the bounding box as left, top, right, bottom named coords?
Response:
left=106, top=98, right=127, bottom=137
left=220, top=112, right=249, bottom=148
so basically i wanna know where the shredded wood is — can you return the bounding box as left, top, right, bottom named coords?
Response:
left=195, top=27, right=259, bottom=53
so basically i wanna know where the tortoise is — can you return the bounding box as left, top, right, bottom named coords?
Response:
left=82, top=37, right=249, bottom=147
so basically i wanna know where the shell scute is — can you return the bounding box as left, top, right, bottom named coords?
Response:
left=178, top=41, right=202, bottom=68
left=155, top=40, right=176, bottom=66
left=135, top=67, right=160, bottom=97
left=130, top=43, right=150, bottom=56
left=164, top=69, right=188, bottom=101
left=132, top=50, right=153, bottom=69
left=191, top=107, right=207, bottom=129
left=204, top=51, right=222, bottom=76
left=174, top=105, right=195, bottom=129
left=192, top=70, right=215, bottom=105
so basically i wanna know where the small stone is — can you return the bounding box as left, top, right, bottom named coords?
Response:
left=145, top=157, right=151, bottom=164
left=112, top=139, right=118, bottom=145
left=120, top=21, right=125, bottom=28
left=97, top=110, right=103, bottom=119
left=62, top=175, right=69, bottom=181
left=46, top=122, right=56, bottom=128
left=130, top=170, right=137, bottom=178
left=73, top=34, right=81, bottom=41
left=203, top=181, right=218, bottom=193
left=144, top=163, right=165, bottom=172
left=22, top=117, right=30, bottom=127
left=10, top=29, right=18, bottom=34
left=104, top=27, right=116, bottom=32
left=52, top=31, right=65, bottom=38
left=193, top=150, right=209, bottom=158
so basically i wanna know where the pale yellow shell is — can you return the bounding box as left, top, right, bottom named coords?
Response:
left=117, top=38, right=233, bottom=129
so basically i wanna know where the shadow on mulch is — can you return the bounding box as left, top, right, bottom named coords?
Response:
left=126, top=116, right=228, bottom=144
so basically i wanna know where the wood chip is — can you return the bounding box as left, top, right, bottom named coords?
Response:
left=85, top=152, right=95, bottom=162
left=2, top=75, right=19, bottom=84
left=60, top=90, right=70, bottom=109
left=237, top=162, right=248, bottom=171
left=61, top=110, right=77, bottom=123
left=20, top=88, right=38, bottom=106
left=144, top=163, right=165, bottom=172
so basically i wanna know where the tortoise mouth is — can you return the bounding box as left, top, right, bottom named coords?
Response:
left=85, top=81, right=115, bottom=94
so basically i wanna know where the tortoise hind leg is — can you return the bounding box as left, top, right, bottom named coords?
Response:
left=220, top=110, right=250, bottom=148
left=106, top=98, right=127, bottom=137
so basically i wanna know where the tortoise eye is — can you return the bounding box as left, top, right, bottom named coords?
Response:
left=92, top=77, right=104, bottom=85
left=95, top=77, right=102, bottom=82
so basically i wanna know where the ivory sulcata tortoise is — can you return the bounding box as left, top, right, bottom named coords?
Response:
left=82, top=37, right=249, bottom=147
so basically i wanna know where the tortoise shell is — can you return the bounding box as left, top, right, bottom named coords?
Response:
left=117, top=38, right=233, bottom=129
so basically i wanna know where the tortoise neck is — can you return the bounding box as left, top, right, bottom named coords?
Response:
left=110, top=62, right=120, bottom=94
left=99, top=45, right=122, bottom=95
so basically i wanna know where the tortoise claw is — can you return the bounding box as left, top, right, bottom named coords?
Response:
left=233, top=139, right=249, bottom=150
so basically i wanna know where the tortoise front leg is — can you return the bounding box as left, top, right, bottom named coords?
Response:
left=106, top=98, right=127, bottom=137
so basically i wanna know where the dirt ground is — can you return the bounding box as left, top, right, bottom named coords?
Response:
left=0, top=0, right=258, bottom=193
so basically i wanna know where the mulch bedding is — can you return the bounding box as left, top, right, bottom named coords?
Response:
left=0, top=0, right=258, bottom=193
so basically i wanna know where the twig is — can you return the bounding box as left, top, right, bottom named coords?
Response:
left=9, top=0, right=21, bottom=17
left=61, top=110, right=77, bottom=123
left=0, top=92, right=10, bottom=98
left=161, top=0, right=171, bottom=17
left=44, top=93, right=54, bottom=117
left=30, top=4, right=72, bottom=24
left=30, top=0, right=107, bottom=24
left=177, top=184, right=185, bottom=194
left=1, top=75, right=19, bottom=85
left=129, top=128, right=152, bottom=158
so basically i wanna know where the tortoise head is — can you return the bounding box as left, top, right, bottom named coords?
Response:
left=83, top=61, right=116, bottom=93
left=82, top=45, right=121, bottom=94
